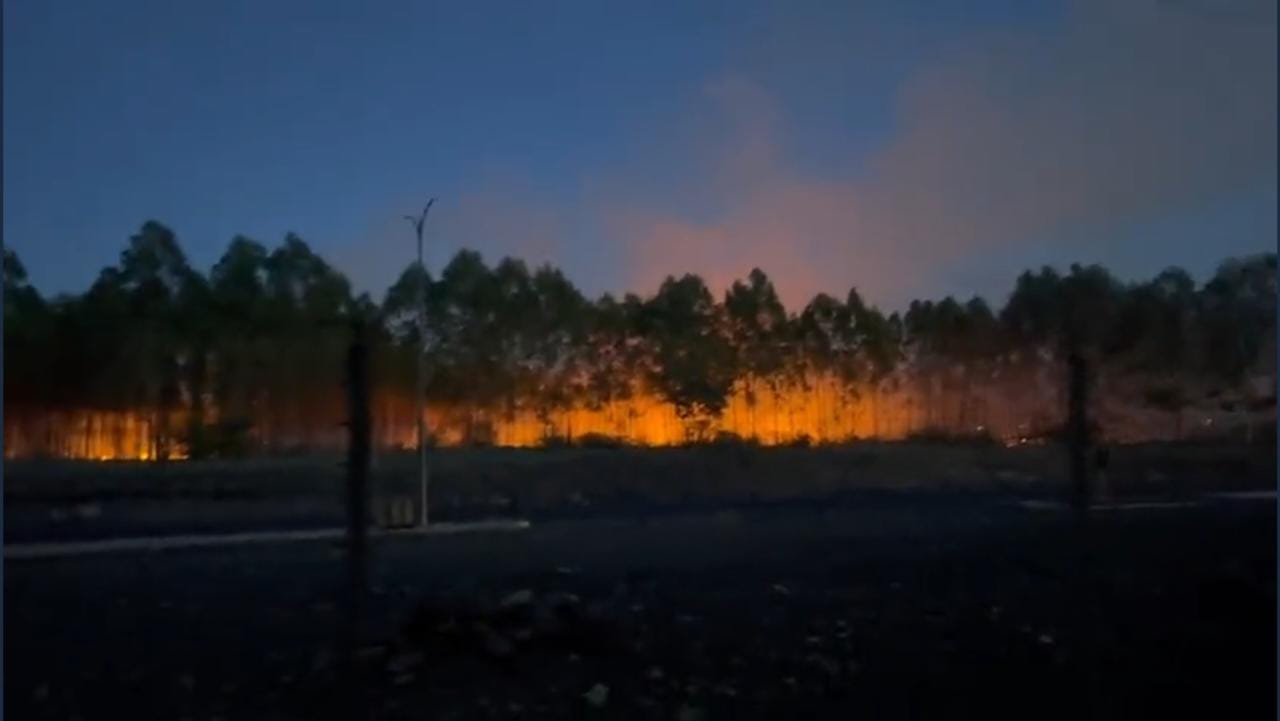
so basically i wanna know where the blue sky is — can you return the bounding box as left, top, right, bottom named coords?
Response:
left=4, top=0, right=1275, bottom=310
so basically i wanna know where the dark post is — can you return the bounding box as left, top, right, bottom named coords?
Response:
left=1067, top=349, right=1091, bottom=512
left=342, top=318, right=372, bottom=708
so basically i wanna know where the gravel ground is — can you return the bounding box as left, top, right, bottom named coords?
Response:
left=7, top=443, right=1274, bottom=545
left=5, top=491, right=1275, bottom=720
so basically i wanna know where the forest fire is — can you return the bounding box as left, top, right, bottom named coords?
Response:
left=375, top=376, right=914, bottom=449
left=3, top=233, right=1275, bottom=461
left=2, top=367, right=982, bottom=460
left=2, top=410, right=186, bottom=461
left=8, top=369, right=1272, bottom=460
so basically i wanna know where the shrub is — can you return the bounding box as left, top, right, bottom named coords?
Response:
left=906, top=427, right=999, bottom=446
left=576, top=433, right=627, bottom=449
left=186, top=418, right=254, bottom=459
left=786, top=433, right=813, bottom=448
left=710, top=430, right=754, bottom=446
left=538, top=434, right=572, bottom=450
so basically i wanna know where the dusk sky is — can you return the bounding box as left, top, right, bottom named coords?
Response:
left=4, top=0, right=1276, bottom=311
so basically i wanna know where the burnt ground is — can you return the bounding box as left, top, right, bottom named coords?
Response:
left=5, top=489, right=1276, bottom=720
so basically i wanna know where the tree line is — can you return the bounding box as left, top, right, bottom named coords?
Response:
left=4, top=220, right=1276, bottom=458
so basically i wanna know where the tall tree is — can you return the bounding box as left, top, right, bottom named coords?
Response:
left=206, top=236, right=272, bottom=455
left=115, top=221, right=204, bottom=458
left=644, top=274, right=736, bottom=438
left=847, top=293, right=901, bottom=435
left=725, top=269, right=789, bottom=439
left=526, top=265, right=589, bottom=441
left=4, top=222, right=1277, bottom=455
left=427, top=250, right=506, bottom=443
left=3, top=250, right=52, bottom=412
left=260, top=233, right=354, bottom=449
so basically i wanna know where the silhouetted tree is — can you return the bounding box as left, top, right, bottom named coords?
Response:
left=725, top=269, right=789, bottom=439
left=3, top=226, right=1276, bottom=455
left=645, top=274, right=736, bottom=438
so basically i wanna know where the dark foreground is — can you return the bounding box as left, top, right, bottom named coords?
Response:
left=6, top=443, right=1275, bottom=543
left=5, top=490, right=1275, bottom=720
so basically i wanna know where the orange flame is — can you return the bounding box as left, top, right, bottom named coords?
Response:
left=5, top=371, right=1267, bottom=459
left=4, top=410, right=188, bottom=461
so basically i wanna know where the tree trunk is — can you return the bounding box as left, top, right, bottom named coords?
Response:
left=871, top=385, right=879, bottom=438
left=188, top=349, right=208, bottom=458
left=772, top=385, right=781, bottom=445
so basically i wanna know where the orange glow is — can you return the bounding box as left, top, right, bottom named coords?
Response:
left=372, top=373, right=1043, bottom=449
left=5, top=370, right=1267, bottom=460
left=4, top=410, right=188, bottom=461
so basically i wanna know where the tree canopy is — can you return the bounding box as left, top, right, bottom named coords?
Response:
left=4, top=222, right=1275, bottom=457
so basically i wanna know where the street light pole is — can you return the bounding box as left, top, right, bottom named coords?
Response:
left=404, top=199, right=435, bottom=527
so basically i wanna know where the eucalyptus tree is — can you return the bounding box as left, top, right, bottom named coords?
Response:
left=259, top=233, right=354, bottom=449
left=3, top=250, right=52, bottom=416
left=1198, top=254, right=1276, bottom=385
left=643, top=274, right=737, bottom=439
left=1197, top=254, right=1277, bottom=440
left=795, top=292, right=855, bottom=439
left=427, top=249, right=507, bottom=442
left=381, top=262, right=434, bottom=428
left=725, top=268, right=790, bottom=439
left=209, top=237, right=271, bottom=445
left=579, top=292, right=647, bottom=438
left=109, top=221, right=209, bottom=458
left=526, top=264, right=590, bottom=441
left=846, top=290, right=901, bottom=435
left=5, top=221, right=1277, bottom=457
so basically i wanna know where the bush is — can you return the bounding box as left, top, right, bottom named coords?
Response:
left=538, top=434, right=572, bottom=450
left=186, top=418, right=254, bottom=459
left=905, top=427, right=998, bottom=446
left=904, top=427, right=952, bottom=444
left=963, top=430, right=999, bottom=446
left=576, top=433, right=627, bottom=449
left=709, top=430, right=756, bottom=447
left=465, top=420, right=497, bottom=447
left=786, top=434, right=813, bottom=448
